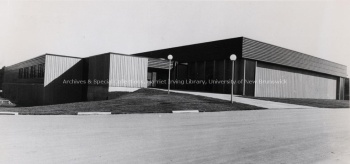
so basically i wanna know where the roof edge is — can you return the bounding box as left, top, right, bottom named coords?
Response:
left=133, top=36, right=244, bottom=55
left=242, top=37, right=347, bottom=68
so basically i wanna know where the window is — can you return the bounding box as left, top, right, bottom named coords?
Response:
left=30, top=65, right=37, bottom=78
left=19, top=65, right=41, bottom=79
left=18, top=68, right=23, bottom=78
left=33, top=65, right=37, bottom=78
left=38, top=64, right=45, bottom=78
left=23, top=67, right=29, bottom=79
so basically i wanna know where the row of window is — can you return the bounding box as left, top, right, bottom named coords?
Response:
left=18, top=64, right=45, bottom=79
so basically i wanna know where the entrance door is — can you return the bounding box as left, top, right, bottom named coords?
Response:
left=147, top=72, right=157, bottom=87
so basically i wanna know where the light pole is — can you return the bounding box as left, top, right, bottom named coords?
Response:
left=167, top=54, right=173, bottom=94
left=230, top=54, right=237, bottom=103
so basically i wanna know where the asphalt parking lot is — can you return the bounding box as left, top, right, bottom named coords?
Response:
left=1, top=108, right=350, bottom=164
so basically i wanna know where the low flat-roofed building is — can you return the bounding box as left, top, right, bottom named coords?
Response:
left=3, top=37, right=349, bottom=106
left=133, top=37, right=349, bottom=100
left=2, top=53, right=170, bottom=106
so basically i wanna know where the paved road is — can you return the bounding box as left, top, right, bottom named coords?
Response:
left=1, top=109, right=350, bottom=164
left=154, top=88, right=315, bottom=109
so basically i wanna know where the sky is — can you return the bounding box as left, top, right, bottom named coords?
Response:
left=0, top=0, right=349, bottom=76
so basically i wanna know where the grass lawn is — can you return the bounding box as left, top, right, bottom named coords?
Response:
left=242, top=96, right=349, bottom=108
left=0, top=89, right=263, bottom=115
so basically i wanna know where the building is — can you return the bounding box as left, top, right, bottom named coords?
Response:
left=2, top=53, right=169, bottom=106
left=3, top=54, right=84, bottom=106
left=2, top=37, right=349, bottom=106
left=134, top=37, right=349, bottom=100
left=84, top=53, right=170, bottom=101
left=0, top=66, right=4, bottom=91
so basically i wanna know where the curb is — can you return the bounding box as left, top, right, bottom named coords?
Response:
left=172, top=110, right=199, bottom=113
left=0, top=112, right=19, bottom=115
left=77, top=112, right=112, bottom=115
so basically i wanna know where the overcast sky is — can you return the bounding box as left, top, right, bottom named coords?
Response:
left=0, top=1, right=349, bottom=76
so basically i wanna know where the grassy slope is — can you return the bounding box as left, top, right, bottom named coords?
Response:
left=0, top=89, right=263, bottom=115
left=242, top=96, right=349, bottom=108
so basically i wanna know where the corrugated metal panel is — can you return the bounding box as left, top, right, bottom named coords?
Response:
left=44, top=55, right=82, bottom=86
left=339, top=77, right=345, bottom=100
left=4, top=55, right=46, bottom=84
left=86, top=54, right=110, bottom=101
left=0, top=68, right=4, bottom=90
left=345, top=78, right=349, bottom=100
left=86, top=54, right=110, bottom=85
left=242, top=38, right=347, bottom=77
left=255, top=66, right=337, bottom=99
left=109, top=54, right=148, bottom=88
left=213, top=60, right=226, bottom=93
left=148, top=58, right=173, bottom=69
left=2, top=83, right=44, bottom=106
left=244, top=60, right=256, bottom=96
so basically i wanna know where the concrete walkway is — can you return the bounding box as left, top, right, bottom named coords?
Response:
left=154, top=89, right=315, bottom=109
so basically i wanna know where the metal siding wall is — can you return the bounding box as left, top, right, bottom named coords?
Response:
left=2, top=55, right=46, bottom=106
left=109, top=55, right=148, bottom=88
left=213, top=60, right=225, bottom=93
left=43, top=55, right=84, bottom=105
left=0, top=67, right=3, bottom=90
left=339, top=78, right=345, bottom=100
left=187, top=62, right=196, bottom=91
left=345, top=78, right=349, bottom=100
left=205, top=61, right=214, bottom=92
left=87, top=54, right=110, bottom=82
left=86, top=54, right=110, bottom=101
left=196, top=61, right=206, bottom=91
left=242, top=38, right=347, bottom=77
left=223, top=59, right=232, bottom=94
left=4, top=55, right=46, bottom=84
left=255, top=66, right=337, bottom=99
left=235, top=59, right=245, bottom=95
left=174, top=64, right=188, bottom=90
left=244, top=60, right=256, bottom=96
left=2, top=83, right=44, bottom=106
left=44, top=55, right=82, bottom=86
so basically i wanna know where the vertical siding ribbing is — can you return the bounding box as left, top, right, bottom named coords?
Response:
left=255, top=66, right=337, bottom=99
left=254, top=61, right=257, bottom=97
left=44, top=55, right=81, bottom=86
left=109, top=55, right=148, bottom=88
left=243, top=60, right=246, bottom=95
